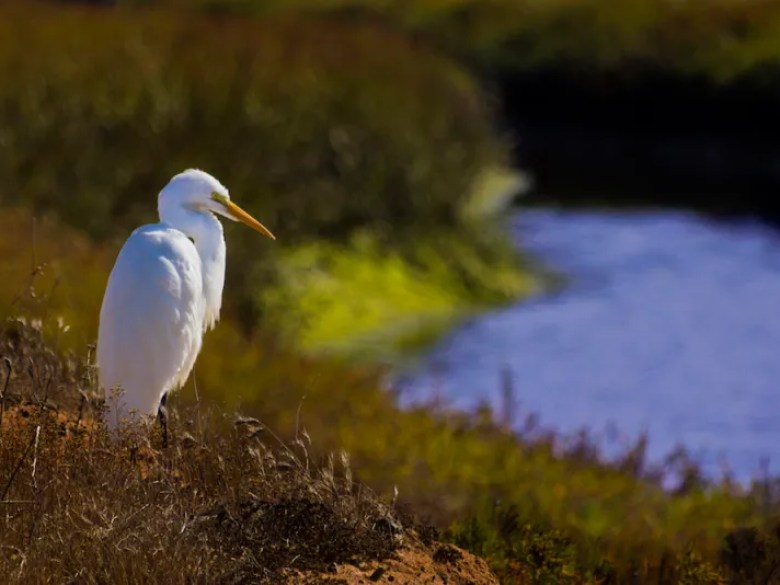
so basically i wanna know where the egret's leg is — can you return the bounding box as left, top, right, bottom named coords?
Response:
left=157, top=391, right=169, bottom=448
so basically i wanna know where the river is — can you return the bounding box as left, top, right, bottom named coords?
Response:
left=396, top=208, right=780, bottom=482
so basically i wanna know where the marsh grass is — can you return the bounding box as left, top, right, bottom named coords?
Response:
left=7, top=293, right=780, bottom=583
left=4, top=225, right=780, bottom=583
left=11, top=3, right=780, bottom=583
left=0, top=319, right=405, bottom=584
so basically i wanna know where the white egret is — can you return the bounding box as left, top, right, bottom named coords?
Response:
left=97, top=169, right=275, bottom=444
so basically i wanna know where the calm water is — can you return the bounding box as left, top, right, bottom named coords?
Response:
left=397, top=209, right=780, bottom=481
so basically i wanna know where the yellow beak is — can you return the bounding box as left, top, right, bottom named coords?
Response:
left=221, top=199, right=276, bottom=240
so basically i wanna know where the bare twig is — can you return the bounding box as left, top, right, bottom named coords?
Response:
left=27, top=356, right=40, bottom=402
left=192, top=368, right=200, bottom=405
left=192, top=367, right=202, bottom=439
left=31, top=425, right=41, bottom=490
left=295, top=395, right=306, bottom=440
left=1, top=427, right=39, bottom=501
left=0, top=356, right=12, bottom=431
left=31, top=215, right=36, bottom=270
left=76, top=391, right=87, bottom=428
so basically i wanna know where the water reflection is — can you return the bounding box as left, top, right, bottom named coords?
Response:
left=397, top=208, right=780, bottom=481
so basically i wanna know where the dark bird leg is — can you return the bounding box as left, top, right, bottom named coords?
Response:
left=157, top=391, right=169, bottom=448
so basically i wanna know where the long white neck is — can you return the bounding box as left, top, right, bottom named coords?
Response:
left=158, top=202, right=225, bottom=330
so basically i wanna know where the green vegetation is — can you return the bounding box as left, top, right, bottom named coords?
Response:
left=0, top=214, right=773, bottom=582
left=5, top=282, right=780, bottom=583
left=0, top=4, right=499, bottom=239
left=143, top=0, right=780, bottom=82
left=0, top=2, right=529, bottom=352
left=3, top=2, right=780, bottom=583
left=261, top=226, right=536, bottom=358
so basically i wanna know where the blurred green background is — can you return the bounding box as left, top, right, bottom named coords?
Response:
left=5, top=1, right=780, bottom=582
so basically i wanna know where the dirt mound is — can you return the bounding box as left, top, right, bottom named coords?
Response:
left=0, top=318, right=499, bottom=584
left=198, top=495, right=496, bottom=585
left=198, top=494, right=401, bottom=581
left=286, top=544, right=498, bottom=584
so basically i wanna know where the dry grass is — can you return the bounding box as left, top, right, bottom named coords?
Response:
left=3, top=266, right=779, bottom=583
left=0, top=318, right=405, bottom=584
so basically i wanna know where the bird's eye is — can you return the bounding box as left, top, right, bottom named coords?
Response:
left=211, top=192, right=228, bottom=205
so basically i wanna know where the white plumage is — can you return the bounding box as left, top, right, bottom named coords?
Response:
left=97, top=169, right=274, bottom=431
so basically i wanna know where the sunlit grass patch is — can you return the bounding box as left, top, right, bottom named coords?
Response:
left=258, top=228, right=537, bottom=360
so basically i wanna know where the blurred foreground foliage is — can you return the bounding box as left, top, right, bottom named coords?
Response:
left=4, top=209, right=780, bottom=583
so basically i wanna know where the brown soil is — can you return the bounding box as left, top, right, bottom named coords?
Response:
left=284, top=543, right=499, bottom=584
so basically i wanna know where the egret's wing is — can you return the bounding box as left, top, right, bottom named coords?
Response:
left=97, top=225, right=204, bottom=427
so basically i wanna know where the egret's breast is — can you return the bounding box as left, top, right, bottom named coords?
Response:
left=97, top=223, right=207, bottom=418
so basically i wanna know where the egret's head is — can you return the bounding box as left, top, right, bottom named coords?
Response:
left=159, top=169, right=275, bottom=239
